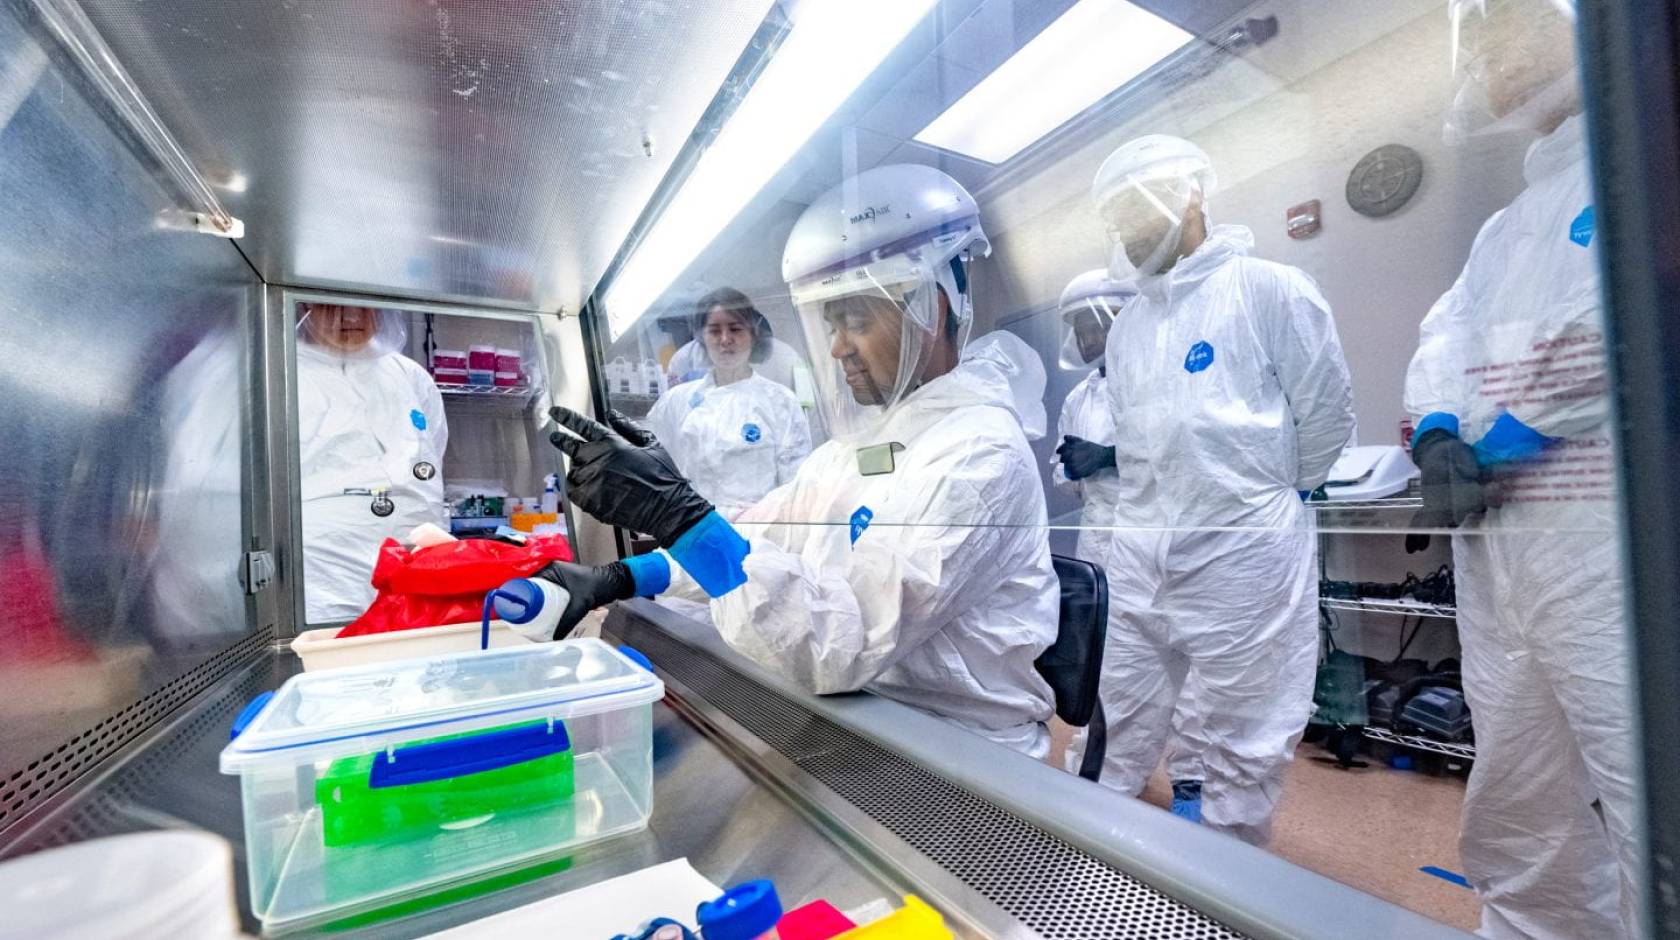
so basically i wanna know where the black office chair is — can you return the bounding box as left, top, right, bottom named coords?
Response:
left=1035, top=553, right=1109, bottom=781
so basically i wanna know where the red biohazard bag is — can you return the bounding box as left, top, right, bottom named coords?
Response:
left=337, top=533, right=573, bottom=638
left=0, top=530, right=93, bottom=662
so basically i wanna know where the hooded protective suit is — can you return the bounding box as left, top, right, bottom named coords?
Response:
left=1404, top=115, right=1638, bottom=940
left=646, top=370, right=812, bottom=519
left=1055, top=370, right=1121, bottom=562
left=1056, top=369, right=1205, bottom=786
left=1083, top=224, right=1354, bottom=844
left=296, top=341, right=449, bottom=623
left=660, top=332, right=1058, bottom=755
left=148, top=330, right=249, bottom=647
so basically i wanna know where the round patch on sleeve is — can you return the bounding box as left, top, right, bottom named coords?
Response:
left=410, top=409, right=427, bottom=430
left=742, top=423, right=762, bottom=444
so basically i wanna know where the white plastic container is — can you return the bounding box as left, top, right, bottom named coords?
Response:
left=290, top=619, right=536, bottom=673
left=222, top=638, right=663, bottom=933
left=0, top=831, right=243, bottom=940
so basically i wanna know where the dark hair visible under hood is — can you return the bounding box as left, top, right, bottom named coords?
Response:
left=694, top=287, right=772, bottom=363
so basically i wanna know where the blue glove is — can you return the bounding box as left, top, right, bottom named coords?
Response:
left=1471, top=412, right=1556, bottom=467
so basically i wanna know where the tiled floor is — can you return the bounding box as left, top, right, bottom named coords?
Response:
left=1049, top=721, right=1482, bottom=933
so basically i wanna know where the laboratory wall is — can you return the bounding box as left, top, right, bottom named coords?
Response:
left=968, top=0, right=1522, bottom=660
left=0, top=4, right=264, bottom=838
left=973, top=0, right=1529, bottom=449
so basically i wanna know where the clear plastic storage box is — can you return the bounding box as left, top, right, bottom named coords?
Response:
left=220, top=638, right=663, bottom=932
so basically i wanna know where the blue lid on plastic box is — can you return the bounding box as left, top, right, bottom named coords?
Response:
left=697, top=880, right=782, bottom=940
left=218, top=637, right=662, bottom=773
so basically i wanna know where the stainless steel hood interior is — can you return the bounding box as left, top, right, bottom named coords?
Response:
left=69, top=0, right=1252, bottom=315
left=75, top=0, right=778, bottom=311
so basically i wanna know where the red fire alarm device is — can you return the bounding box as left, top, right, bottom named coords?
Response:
left=1286, top=199, right=1322, bottom=239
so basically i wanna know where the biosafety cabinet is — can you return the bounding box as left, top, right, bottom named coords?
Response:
left=3, top=0, right=1680, bottom=938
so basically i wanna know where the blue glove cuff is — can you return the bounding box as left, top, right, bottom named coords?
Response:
left=1413, top=412, right=1460, bottom=441
left=666, top=510, right=750, bottom=598
left=621, top=552, right=671, bottom=598
left=1472, top=411, right=1557, bottom=467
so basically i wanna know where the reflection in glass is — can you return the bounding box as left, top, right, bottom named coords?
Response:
left=149, top=329, right=248, bottom=649
left=1403, top=1, right=1638, bottom=935
left=645, top=289, right=812, bottom=520
left=0, top=0, right=258, bottom=790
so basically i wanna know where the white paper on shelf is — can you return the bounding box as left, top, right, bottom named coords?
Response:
left=420, top=858, right=721, bottom=938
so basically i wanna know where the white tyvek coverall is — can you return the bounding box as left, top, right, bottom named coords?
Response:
left=296, top=344, right=449, bottom=623
left=1097, top=225, right=1354, bottom=844
left=663, top=333, right=1058, bottom=755
left=1404, top=116, right=1638, bottom=940
left=149, top=330, right=248, bottom=646
left=1057, top=369, right=1204, bottom=783
left=647, top=371, right=812, bottom=520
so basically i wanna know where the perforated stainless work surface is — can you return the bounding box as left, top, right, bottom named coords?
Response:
left=613, top=617, right=1246, bottom=940
left=0, top=627, right=274, bottom=841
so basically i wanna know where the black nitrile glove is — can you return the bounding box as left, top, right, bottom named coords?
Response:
left=535, top=560, right=637, bottom=640
left=548, top=406, right=714, bottom=548
left=1056, top=435, right=1117, bottom=481
left=1405, top=428, right=1487, bottom=554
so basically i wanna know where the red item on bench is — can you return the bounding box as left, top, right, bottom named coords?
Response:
left=338, top=534, right=573, bottom=638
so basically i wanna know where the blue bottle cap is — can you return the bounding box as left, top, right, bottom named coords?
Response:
left=696, top=880, right=781, bottom=940
left=491, top=578, right=545, bottom=624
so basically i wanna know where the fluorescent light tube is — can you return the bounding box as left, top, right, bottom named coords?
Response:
left=603, top=0, right=938, bottom=341
left=914, top=0, right=1190, bottom=165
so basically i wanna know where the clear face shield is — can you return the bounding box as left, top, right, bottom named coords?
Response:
left=1445, top=0, right=1580, bottom=144
left=1098, top=174, right=1200, bottom=279
left=296, top=304, right=408, bottom=359
left=1059, top=295, right=1124, bottom=371
left=790, top=256, right=967, bottom=442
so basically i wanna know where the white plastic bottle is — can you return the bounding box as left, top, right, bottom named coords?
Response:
left=490, top=577, right=571, bottom=642
left=640, top=359, right=668, bottom=396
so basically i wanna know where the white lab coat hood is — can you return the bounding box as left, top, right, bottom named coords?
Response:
left=927, top=330, right=1049, bottom=442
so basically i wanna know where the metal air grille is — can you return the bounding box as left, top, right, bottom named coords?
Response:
left=614, top=618, right=1246, bottom=940
left=0, top=626, right=274, bottom=837
left=16, top=655, right=277, bottom=854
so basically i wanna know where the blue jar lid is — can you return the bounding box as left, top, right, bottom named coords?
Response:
left=696, top=880, right=781, bottom=940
